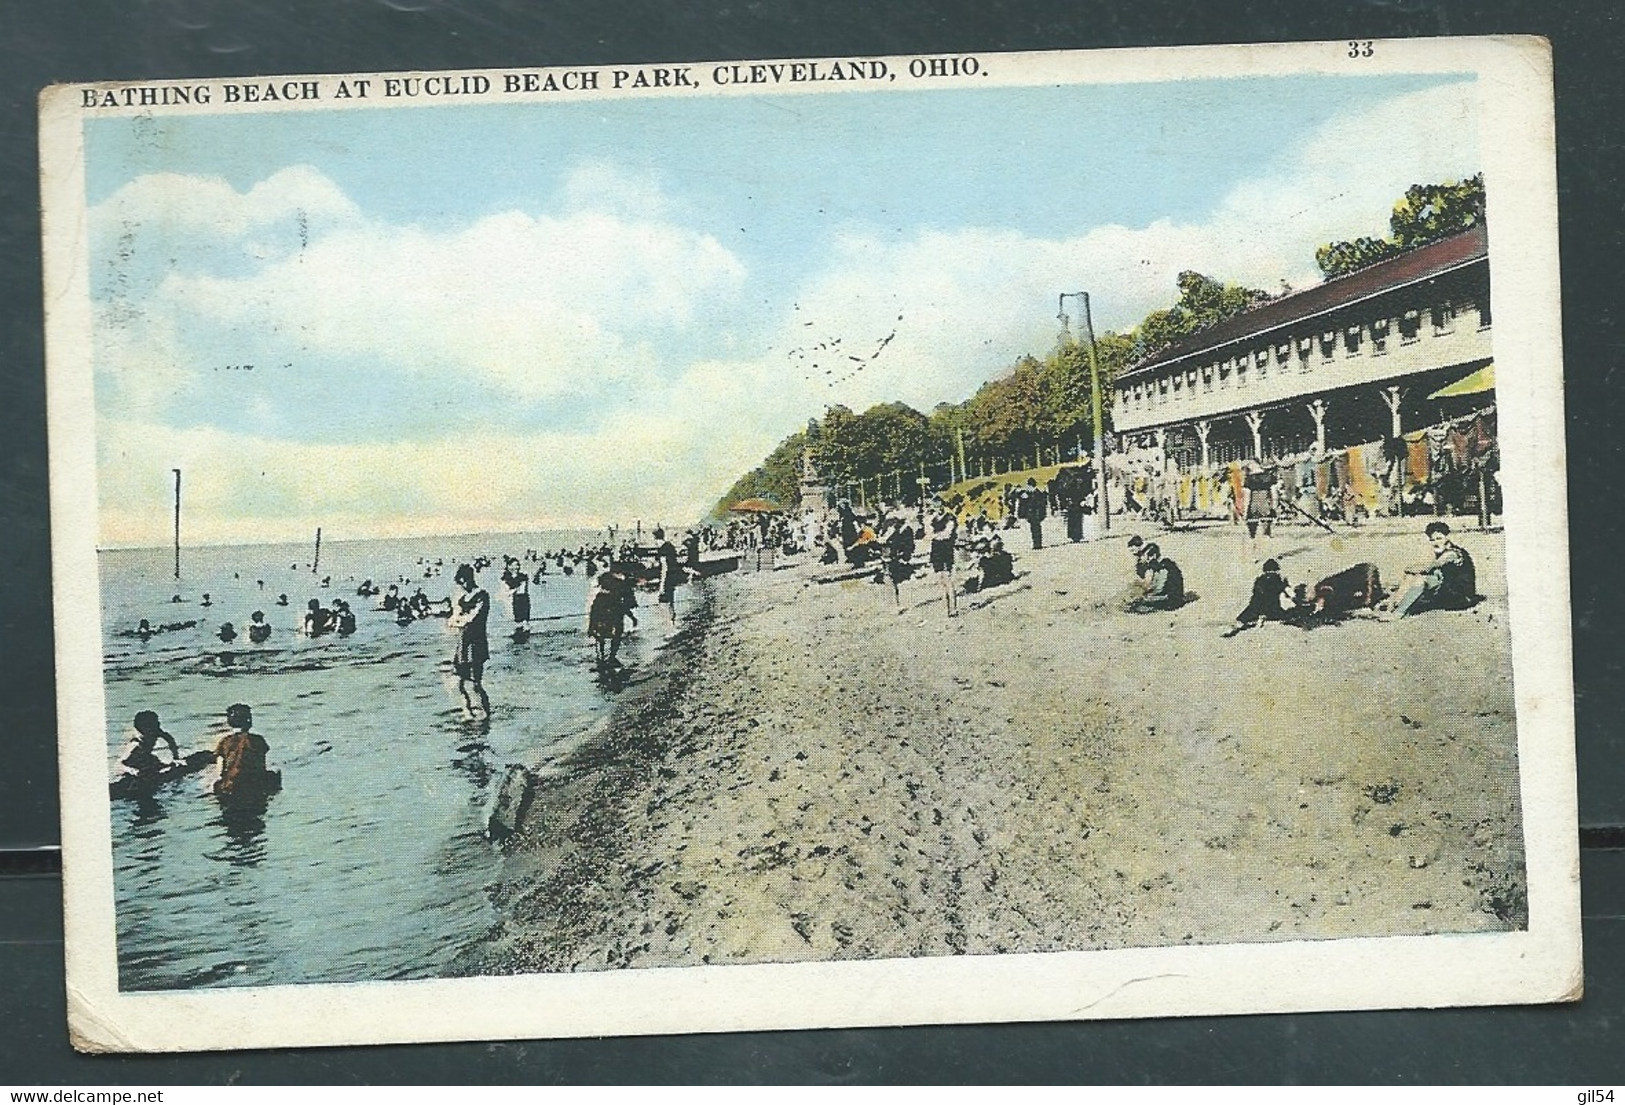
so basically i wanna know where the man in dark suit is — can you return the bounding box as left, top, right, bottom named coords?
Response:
left=1016, top=476, right=1047, bottom=550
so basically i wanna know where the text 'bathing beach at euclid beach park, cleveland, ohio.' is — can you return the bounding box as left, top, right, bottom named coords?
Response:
left=61, top=55, right=1542, bottom=999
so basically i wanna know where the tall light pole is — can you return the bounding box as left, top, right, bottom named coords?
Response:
left=1057, top=292, right=1110, bottom=531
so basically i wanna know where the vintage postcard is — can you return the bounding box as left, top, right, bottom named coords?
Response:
left=43, top=37, right=1579, bottom=1052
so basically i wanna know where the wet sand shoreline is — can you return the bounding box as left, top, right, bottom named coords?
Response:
left=457, top=519, right=1525, bottom=977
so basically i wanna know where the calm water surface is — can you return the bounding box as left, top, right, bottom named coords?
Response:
left=103, top=531, right=666, bottom=990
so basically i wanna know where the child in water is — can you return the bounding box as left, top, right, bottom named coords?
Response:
left=586, top=562, right=638, bottom=669
left=117, top=710, right=181, bottom=781
left=247, top=611, right=272, bottom=643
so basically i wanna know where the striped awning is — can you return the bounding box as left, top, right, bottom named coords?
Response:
left=1429, top=362, right=1495, bottom=399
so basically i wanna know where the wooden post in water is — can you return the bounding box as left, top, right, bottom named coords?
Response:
left=172, top=468, right=181, bottom=580
left=312, top=527, right=322, bottom=574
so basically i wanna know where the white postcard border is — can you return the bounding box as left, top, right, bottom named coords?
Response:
left=44, top=35, right=1580, bottom=1053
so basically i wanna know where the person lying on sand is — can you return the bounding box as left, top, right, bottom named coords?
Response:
left=847, top=522, right=881, bottom=568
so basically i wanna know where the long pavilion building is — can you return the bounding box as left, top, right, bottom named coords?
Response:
left=1111, top=226, right=1497, bottom=520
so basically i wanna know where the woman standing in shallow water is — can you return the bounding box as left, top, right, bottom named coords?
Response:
left=448, top=564, right=491, bottom=720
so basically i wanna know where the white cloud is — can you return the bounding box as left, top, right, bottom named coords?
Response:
left=91, top=165, right=359, bottom=244
left=92, top=81, right=1484, bottom=541
left=559, top=160, right=673, bottom=219
left=719, top=79, right=1483, bottom=422
left=92, top=164, right=747, bottom=402
left=97, top=414, right=759, bottom=547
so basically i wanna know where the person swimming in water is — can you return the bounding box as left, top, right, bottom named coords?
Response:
left=302, top=599, right=333, bottom=637
left=247, top=611, right=271, bottom=644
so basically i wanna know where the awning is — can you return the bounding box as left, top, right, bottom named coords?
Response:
left=1428, top=362, right=1495, bottom=399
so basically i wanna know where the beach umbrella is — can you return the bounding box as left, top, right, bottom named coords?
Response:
left=729, top=498, right=781, bottom=514
left=1428, top=362, right=1495, bottom=399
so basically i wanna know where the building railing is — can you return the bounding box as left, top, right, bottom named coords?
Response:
left=1114, top=301, right=1491, bottom=433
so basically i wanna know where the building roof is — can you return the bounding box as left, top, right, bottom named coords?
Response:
left=1118, top=224, right=1488, bottom=382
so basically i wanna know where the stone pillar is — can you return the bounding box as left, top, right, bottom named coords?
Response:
left=1196, top=420, right=1212, bottom=471
left=1381, top=386, right=1404, bottom=438
left=1244, top=410, right=1265, bottom=459
left=797, top=445, right=829, bottom=513
left=1307, top=399, right=1328, bottom=457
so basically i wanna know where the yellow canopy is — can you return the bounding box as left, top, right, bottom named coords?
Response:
left=1428, top=362, right=1495, bottom=399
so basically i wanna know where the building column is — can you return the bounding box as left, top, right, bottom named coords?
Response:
left=1195, top=420, right=1212, bottom=471
left=1244, top=410, right=1265, bottom=459
left=1380, top=385, right=1404, bottom=438
left=1307, top=399, right=1328, bottom=457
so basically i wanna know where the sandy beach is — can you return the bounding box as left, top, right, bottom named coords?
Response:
left=458, top=517, right=1525, bottom=975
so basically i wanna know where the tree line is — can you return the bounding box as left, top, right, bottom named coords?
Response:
left=712, top=267, right=1263, bottom=515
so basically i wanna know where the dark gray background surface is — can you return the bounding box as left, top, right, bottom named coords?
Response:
left=1, top=0, right=1620, bottom=1082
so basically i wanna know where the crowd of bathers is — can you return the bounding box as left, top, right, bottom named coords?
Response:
left=732, top=476, right=1485, bottom=634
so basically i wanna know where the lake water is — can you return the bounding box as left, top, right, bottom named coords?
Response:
left=102, top=530, right=672, bottom=990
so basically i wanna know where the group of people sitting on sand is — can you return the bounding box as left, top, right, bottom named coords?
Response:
left=1100, top=519, right=1479, bottom=636
left=800, top=499, right=1023, bottom=618
left=1221, top=519, right=1477, bottom=633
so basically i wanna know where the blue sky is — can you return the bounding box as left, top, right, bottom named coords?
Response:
left=86, top=71, right=1479, bottom=544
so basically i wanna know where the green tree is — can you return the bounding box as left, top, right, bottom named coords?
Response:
left=1130, top=272, right=1265, bottom=360
left=1316, top=174, right=1485, bottom=278
left=1315, top=236, right=1401, bottom=279
left=857, top=402, right=932, bottom=477
left=1390, top=174, right=1485, bottom=247
left=815, top=404, right=861, bottom=489
left=1039, top=340, right=1091, bottom=433
left=926, top=401, right=967, bottom=462
left=962, top=355, right=1046, bottom=460
left=712, top=429, right=806, bottom=517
